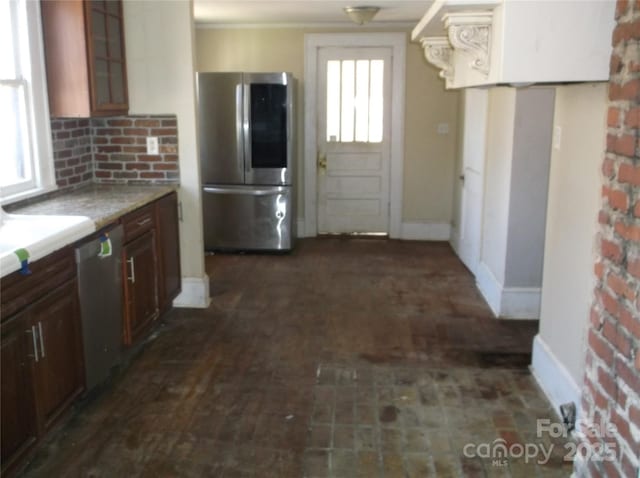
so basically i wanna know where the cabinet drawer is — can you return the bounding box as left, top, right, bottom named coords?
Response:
left=121, top=205, right=155, bottom=243
left=0, top=248, right=75, bottom=320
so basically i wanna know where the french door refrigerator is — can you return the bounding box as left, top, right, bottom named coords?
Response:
left=197, top=72, right=295, bottom=251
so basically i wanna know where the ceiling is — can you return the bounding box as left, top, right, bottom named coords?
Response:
left=193, top=0, right=430, bottom=26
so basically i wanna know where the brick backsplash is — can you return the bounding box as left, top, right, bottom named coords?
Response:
left=50, top=114, right=180, bottom=189
left=50, top=118, right=93, bottom=189
left=92, top=115, right=179, bottom=184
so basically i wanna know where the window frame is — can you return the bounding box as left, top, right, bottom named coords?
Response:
left=1, top=0, right=56, bottom=205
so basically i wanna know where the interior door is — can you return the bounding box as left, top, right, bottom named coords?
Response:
left=316, top=47, right=392, bottom=234
left=455, top=89, right=488, bottom=274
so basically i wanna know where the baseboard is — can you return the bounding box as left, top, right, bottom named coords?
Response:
left=531, top=334, right=582, bottom=419
left=475, top=262, right=502, bottom=316
left=172, top=275, right=211, bottom=308
left=297, top=219, right=307, bottom=238
left=400, top=221, right=451, bottom=241
left=501, top=287, right=541, bottom=319
left=475, top=262, right=541, bottom=319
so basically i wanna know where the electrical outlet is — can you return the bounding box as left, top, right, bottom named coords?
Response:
left=146, top=136, right=159, bottom=155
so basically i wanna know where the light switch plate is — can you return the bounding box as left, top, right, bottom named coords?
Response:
left=146, top=136, right=159, bottom=155
left=437, top=123, right=449, bottom=135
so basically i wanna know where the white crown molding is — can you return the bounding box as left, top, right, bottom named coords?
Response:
left=443, top=12, right=492, bottom=77
left=420, top=36, right=454, bottom=82
left=195, top=21, right=416, bottom=30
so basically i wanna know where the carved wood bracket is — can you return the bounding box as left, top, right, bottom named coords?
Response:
left=443, top=12, right=493, bottom=77
left=420, top=37, right=454, bottom=81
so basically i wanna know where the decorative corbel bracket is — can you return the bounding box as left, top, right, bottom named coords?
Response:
left=443, top=12, right=493, bottom=77
left=420, top=37, right=454, bottom=81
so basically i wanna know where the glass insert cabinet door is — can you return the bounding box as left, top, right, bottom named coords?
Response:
left=86, top=0, right=128, bottom=113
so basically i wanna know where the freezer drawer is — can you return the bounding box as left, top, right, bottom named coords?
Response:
left=202, top=185, right=294, bottom=251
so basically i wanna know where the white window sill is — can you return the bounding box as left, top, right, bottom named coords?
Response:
left=1, top=184, right=59, bottom=207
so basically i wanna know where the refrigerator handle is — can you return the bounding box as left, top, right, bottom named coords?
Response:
left=203, top=186, right=287, bottom=196
left=243, top=83, right=251, bottom=173
left=236, top=84, right=244, bottom=173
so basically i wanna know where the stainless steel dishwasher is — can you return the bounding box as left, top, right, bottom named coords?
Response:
left=75, top=224, right=124, bottom=392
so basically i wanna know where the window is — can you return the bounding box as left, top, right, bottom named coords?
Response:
left=326, top=59, right=384, bottom=143
left=0, top=0, right=54, bottom=202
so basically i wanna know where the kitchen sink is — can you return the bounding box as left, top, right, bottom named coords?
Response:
left=0, top=209, right=95, bottom=277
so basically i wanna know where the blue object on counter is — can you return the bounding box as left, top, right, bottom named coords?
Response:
left=14, top=248, right=32, bottom=275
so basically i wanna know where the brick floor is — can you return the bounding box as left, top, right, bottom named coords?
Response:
left=20, top=238, right=574, bottom=477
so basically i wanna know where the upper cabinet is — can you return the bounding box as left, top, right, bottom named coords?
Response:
left=41, top=0, right=129, bottom=117
left=412, top=0, right=616, bottom=89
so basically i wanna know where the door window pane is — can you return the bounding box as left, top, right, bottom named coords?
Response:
left=369, top=60, right=384, bottom=143
left=326, top=61, right=340, bottom=143
left=340, top=60, right=355, bottom=142
left=250, top=83, right=287, bottom=169
left=325, top=58, right=384, bottom=143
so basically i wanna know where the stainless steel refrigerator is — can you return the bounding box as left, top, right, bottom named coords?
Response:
left=197, top=72, right=295, bottom=251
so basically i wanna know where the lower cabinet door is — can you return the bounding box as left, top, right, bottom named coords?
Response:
left=31, top=279, right=85, bottom=430
left=1, top=313, right=38, bottom=474
left=156, top=192, right=181, bottom=312
left=123, top=230, right=159, bottom=345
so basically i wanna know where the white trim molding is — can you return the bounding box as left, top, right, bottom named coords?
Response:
left=297, top=219, right=307, bottom=238
left=303, top=33, right=406, bottom=239
left=173, top=275, right=211, bottom=309
left=475, top=262, right=541, bottom=319
left=400, top=221, right=451, bottom=241
left=531, top=335, right=582, bottom=419
left=443, top=12, right=492, bottom=77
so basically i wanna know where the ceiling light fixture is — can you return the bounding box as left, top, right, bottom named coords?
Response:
left=343, top=6, right=380, bottom=25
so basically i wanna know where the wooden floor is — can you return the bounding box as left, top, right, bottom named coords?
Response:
left=21, top=237, right=572, bottom=477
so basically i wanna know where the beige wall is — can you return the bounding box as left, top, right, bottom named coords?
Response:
left=538, top=83, right=607, bottom=383
left=195, top=27, right=459, bottom=225
left=124, top=0, right=209, bottom=307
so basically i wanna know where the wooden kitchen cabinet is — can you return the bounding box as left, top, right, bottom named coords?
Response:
left=31, top=280, right=85, bottom=430
left=122, top=230, right=159, bottom=346
left=120, top=192, right=181, bottom=346
left=0, top=252, right=84, bottom=477
left=1, top=313, right=38, bottom=475
left=41, top=0, right=129, bottom=117
left=156, top=192, right=181, bottom=313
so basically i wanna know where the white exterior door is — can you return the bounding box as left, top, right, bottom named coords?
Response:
left=316, top=47, right=392, bottom=234
left=455, top=88, right=488, bottom=274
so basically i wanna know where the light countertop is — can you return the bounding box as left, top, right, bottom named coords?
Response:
left=10, top=183, right=177, bottom=229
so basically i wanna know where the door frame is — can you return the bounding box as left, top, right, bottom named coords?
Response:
left=303, top=33, right=406, bottom=238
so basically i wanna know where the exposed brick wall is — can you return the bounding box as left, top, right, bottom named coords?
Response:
left=577, top=1, right=640, bottom=477
left=51, top=114, right=180, bottom=188
left=50, top=118, right=93, bottom=189
left=92, top=115, right=179, bottom=184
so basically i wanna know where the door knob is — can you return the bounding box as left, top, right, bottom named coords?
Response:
left=317, top=152, right=327, bottom=171
left=459, top=174, right=465, bottom=182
